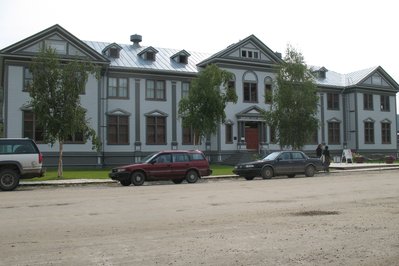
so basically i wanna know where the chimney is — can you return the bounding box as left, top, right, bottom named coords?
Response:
left=130, top=34, right=142, bottom=47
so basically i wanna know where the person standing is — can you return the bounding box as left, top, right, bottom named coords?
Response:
left=316, top=144, right=323, bottom=158
left=322, top=146, right=331, bottom=172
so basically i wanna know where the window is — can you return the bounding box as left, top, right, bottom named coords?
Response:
left=65, top=132, right=84, bottom=143
left=108, top=77, right=128, bottom=98
left=227, top=80, right=235, bottom=102
left=328, top=122, right=340, bottom=144
left=363, top=93, right=373, bottom=110
left=182, top=118, right=200, bottom=145
left=243, top=82, right=257, bottom=102
left=173, top=153, right=190, bottom=162
left=23, top=111, right=44, bottom=142
left=327, top=93, right=339, bottom=110
left=225, top=124, right=233, bottom=144
left=44, top=40, right=67, bottom=54
left=146, top=116, right=166, bottom=144
left=107, top=115, right=129, bottom=144
left=381, top=122, right=391, bottom=144
left=109, top=48, right=119, bottom=58
left=364, top=122, right=374, bottom=144
left=380, top=95, right=390, bottom=111
left=23, top=67, right=33, bottom=91
left=146, top=52, right=155, bottom=61
left=241, top=49, right=259, bottom=59
left=265, top=84, right=272, bottom=104
left=292, top=152, right=305, bottom=160
left=182, top=126, right=194, bottom=145
left=308, top=129, right=318, bottom=145
left=146, top=80, right=166, bottom=100
left=178, top=55, right=188, bottom=64
left=182, top=82, right=190, bottom=98
left=269, top=126, right=276, bottom=144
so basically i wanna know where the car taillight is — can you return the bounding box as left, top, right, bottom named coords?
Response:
left=39, top=153, right=43, bottom=164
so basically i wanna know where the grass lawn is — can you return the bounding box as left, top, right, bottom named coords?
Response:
left=26, top=164, right=235, bottom=181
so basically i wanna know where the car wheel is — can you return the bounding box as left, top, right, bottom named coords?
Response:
left=287, top=174, right=295, bottom=178
left=305, top=165, right=315, bottom=177
left=0, top=169, right=20, bottom=191
left=131, top=172, right=145, bottom=186
left=244, top=176, right=255, bottom=180
left=261, top=167, right=273, bottom=179
left=186, top=170, right=199, bottom=183
left=172, top=179, right=184, bottom=184
left=120, top=179, right=131, bottom=186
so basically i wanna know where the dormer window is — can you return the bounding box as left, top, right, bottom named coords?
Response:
left=171, top=50, right=190, bottom=65
left=313, top=66, right=328, bottom=79
left=178, top=55, right=188, bottom=64
left=241, top=49, right=259, bottom=59
left=146, top=51, right=155, bottom=61
left=109, top=48, right=119, bottom=58
left=102, top=43, right=122, bottom=59
left=138, top=46, right=159, bottom=61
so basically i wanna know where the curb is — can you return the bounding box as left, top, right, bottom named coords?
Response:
left=19, top=165, right=399, bottom=187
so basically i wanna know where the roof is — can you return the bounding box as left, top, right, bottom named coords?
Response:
left=84, top=40, right=211, bottom=74
left=311, top=66, right=383, bottom=87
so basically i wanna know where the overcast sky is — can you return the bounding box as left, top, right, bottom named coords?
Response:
left=1, top=0, right=398, bottom=111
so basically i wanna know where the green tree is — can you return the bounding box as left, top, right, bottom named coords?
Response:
left=178, top=64, right=237, bottom=144
left=264, top=45, right=319, bottom=150
left=29, top=48, right=101, bottom=177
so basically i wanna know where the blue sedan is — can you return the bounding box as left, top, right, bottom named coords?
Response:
left=233, top=151, right=323, bottom=180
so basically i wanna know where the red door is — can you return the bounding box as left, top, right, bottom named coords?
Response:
left=245, top=127, right=259, bottom=150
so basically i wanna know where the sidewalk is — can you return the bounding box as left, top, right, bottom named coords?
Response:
left=20, top=163, right=399, bottom=187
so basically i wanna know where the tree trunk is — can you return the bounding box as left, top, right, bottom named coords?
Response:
left=58, top=141, right=63, bottom=178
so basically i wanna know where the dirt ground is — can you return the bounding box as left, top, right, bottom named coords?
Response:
left=1, top=170, right=399, bottom=265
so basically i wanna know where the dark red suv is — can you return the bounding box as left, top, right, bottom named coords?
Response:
left=109, top=150, right=212, bottom=186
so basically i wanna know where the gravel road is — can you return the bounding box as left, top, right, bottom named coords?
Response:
left=1, top=170, right=398, bottom=265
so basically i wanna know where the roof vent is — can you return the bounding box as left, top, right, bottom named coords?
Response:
left=130, top=34, right=142, bottom=46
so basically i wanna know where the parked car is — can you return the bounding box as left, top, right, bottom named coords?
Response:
left=109, top=150, right=212, bottom=186
left=0, top=138, right=45, bottom=191
left=233, top=151, right=323, bottom=180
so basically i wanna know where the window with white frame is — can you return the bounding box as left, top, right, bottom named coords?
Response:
left=146, top=80, right=166, bottom=100
left=241, top=49, right=259, bottom=59
left=380, top=95, right=390, bottom=111
left=328, top=122, right=340, bottom=144
left=108, top=77, right=128, bottom=98
left=381, top=122, right=391, bottom=144
left=243, top=82, right=257, bottom=102
left=182, top=82, right=190, bottom=98
left=146, top=116, right=166, bottom=144
left=107, top=115, right=129, bottom=145
left=364, top=121, right=374, bottom=144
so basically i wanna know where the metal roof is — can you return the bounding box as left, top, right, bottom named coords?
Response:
left=311, top=66, right=378, bottom=87
left=84, top=41, right=211, bottom=74
left=85, top=40, right=384, bottom=90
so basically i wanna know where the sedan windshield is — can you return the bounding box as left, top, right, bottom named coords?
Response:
left=262, top=152, right=281, bottom=161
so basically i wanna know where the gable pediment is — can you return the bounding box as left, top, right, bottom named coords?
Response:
left=0, top=24, right=108, bottom=64
left=106, top=108, right=131, bottom=116
left=144, top=110, right=168, bottom=117
left=198, top=35, right=283, bottom=67
left=236, top=105, right=265, bottom=121
left=358, top=67, right=399, bottom=92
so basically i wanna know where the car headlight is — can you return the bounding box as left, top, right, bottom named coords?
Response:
left=115, top=168, right=126, bottom=173
left=245, top=164, right=254, bottom=168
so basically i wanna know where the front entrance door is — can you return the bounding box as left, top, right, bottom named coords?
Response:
left=245, top=122, right=259, bottom=150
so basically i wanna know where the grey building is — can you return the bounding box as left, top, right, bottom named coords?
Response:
left=1, top=24, right=398, bottom=166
